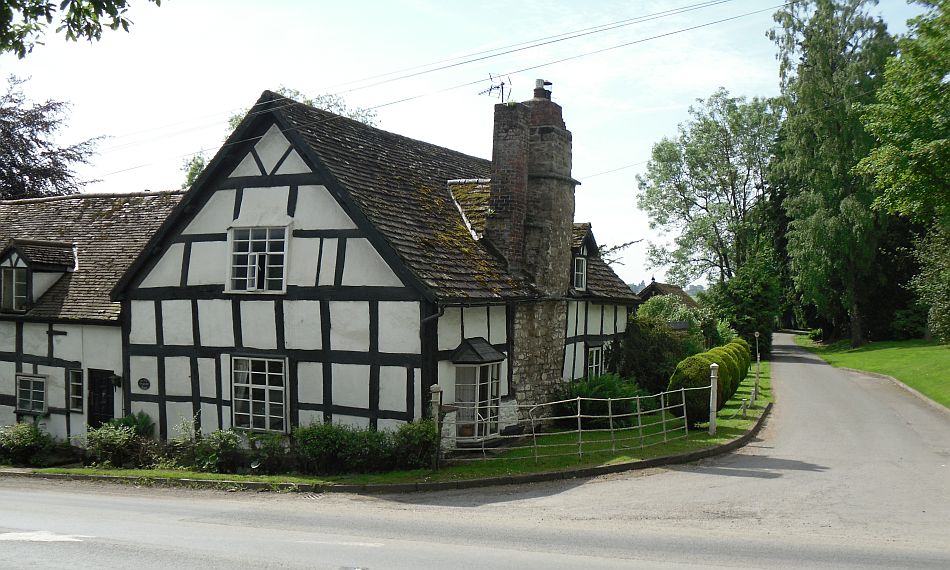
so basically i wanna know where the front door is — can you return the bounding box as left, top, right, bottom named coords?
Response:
left=88, top=369, right=115, bottom=428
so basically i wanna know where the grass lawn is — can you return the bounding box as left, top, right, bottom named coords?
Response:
left=27, top=363, right=772, bottom=487
left=795, top=336, right=950, bottom=410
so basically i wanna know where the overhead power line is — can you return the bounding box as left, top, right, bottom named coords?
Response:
left=98, top=1, right=797, bottom=178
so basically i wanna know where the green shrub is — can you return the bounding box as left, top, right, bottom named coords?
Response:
left=808, top=328, right=823, bottom=342
left=107, top=411, right=156, bottom=439
left=85, top=424, right=155, bottom=468
left=715, top=319, right=738, bottom=344
left=666, top=356, right=720, bottom=426
left=610, top=316, right=700, bottom=395
left=552, top=374, right=655, bottom=429
left=392, top=420, right=438, bottom=470
left=724, top=343, right=749, bottom=381
left=247, top=432, right=293, bottom=474
left=0, top=422, right=55, bottom=466
left=293, top=422, right=395, bottom=475
left=194, top=429, right=244, bottom=473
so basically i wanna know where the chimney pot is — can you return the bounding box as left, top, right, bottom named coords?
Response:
left=533, top=79, right=552, bottom=100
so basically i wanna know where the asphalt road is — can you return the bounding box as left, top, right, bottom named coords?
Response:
left=2, top=332, right=949, bottom=569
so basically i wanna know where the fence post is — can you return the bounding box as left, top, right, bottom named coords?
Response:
left=529, top=408, right=539, bottom=464
left=430, top=384, right=443, bottom=470
left=753, top=331, right=761, bottom=404
left=636, top=396, right=644, bottom=448
left=660, top=392, right=668, bottom=442
left=576, top=396, right=583, bottom=460
left=681, top=387, right=689, bottom=437
left=607, top=398, right=616, bottom=453
left=709, top=363, right=719, bottom=436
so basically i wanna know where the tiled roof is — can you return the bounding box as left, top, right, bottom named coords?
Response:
left=8, top=240, right=75, bottom=269
left=0, top=191, right=184, bottom=321
left=275, top=94, right=532, bottom=301
left=450, top=180, right=636, bottom=303
left=639, top=280, right=698, bottom=309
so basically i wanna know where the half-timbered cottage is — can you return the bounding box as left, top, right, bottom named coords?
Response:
left=0, top=80, right=638, bottom=442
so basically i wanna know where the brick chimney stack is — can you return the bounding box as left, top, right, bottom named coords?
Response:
left=485, top=79, right=578, bottom=296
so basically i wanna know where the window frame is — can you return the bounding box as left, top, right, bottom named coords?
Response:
left=587, top=345, right=604, bottom=379
left=230, top=355, right=288, bottom=433
left=573, top=256, right=587, bottom=291
left=16, top=374, right=47, bottom=415
left=68, top=369, right=84, bottom=413
left=454, top=362, right=502, bottom=440
left=0, top=266, right=29, bottom=312
left=226, top=226, right=289, bottom=294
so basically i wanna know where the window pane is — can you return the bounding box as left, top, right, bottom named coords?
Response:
left=234, top=229, right=250, bottom=240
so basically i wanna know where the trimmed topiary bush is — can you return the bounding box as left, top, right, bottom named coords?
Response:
left=666, top=355, right=724, bottom=425
left=709, top=347, right=739, bottom=397
left=723, top=343, right=748, bottom=381
left=729, top=341, right=751, bottom=377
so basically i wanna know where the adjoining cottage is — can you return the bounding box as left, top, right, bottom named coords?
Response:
left=0, top=80, right=638, bottom=442
left=638, top=278, right=699, bottom=309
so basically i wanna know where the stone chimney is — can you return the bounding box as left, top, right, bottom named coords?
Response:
left=485, top=79, right=578, bottom=296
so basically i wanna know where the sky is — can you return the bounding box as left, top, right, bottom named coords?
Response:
left=0, top=0, right=924, bottom=286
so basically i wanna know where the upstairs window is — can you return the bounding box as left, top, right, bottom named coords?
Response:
left=0, top=267, right=28, bottom=312
left=573, top=256, right=587, bottom=291
left=229, top=227, right=286, bottom=292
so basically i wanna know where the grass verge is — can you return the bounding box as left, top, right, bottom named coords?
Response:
left=28, top=364, right=772, bottom=487
left=795, top=336, right=950, bottom=410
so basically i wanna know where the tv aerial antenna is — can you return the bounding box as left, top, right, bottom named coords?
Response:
left=479, top=74, right=512, bottom=102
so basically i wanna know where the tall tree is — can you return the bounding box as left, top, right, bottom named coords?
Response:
left=1, top=0, right=161, bottom=58
left=637, top=88, right=780, bottom=285
left=0, top=75, right=97, bottom=200
left=856, top=0, right=950, bottom=223
left=770, top=0, right=895, bottom=346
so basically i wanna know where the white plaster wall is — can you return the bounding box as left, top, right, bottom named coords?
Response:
left=377, top=418, right=405, bottom=431
left=197, top=358, right=216, bottom=399
left=617, top=306, right=629, bottom=333
left=166, top=402, right=197, bottom=438
left=489, top=306, right=507, bottom=344
left=230, top=153, right=262, bottom=178
left=437, top=308, right=462, bottom=351
left=563, top=343, right=578, bottom=380
left=164, top=357, right=192, bottom=397
left=603, top=305, right=617, bottom=335
left=131, top=401, right=161, bottom=438
left=31, top=272, right=61, bottom=301
left=255, top=125, right=292, bottom=174
left=162, top=300, right=194, bottom=346
left=198, top=300, right=234, bottom=347
left=241, top=301, right=277, bottom=349
left=317, top=238, right=338, bottom=286
left=39, top=415, right=66, bottom=440
left=37, top=366, right=64, bottom=410
left=276, top=150, right=310, bottom=175
left=140, top=243, right=184, bottom=288
left=22, top=323, right=46, bottom=357
left=0, top=321, right=14, bottom=352
left=436, top=360, right=456, bottom=403
left=341, top=238, right=403, bottom=287
left=378, top=366, right=407, bottom=412
left=129, top=356, right=159, bottom=397
left=297, top=361, right=323, bottom=404
left=329, top=301, right=369, bottom=352
left=233, top=187, right=292, bottom=227
left=187, top=241, right=227, bottom=286
left=51, top=324, right=82, bottom=364
left=462, top=306, right=489, bottom=340
left=287, top=237, right=320, bottom=287
left=587, top=303, right=602, bottom=335
left=130, top=301, right=156, bottom=345
left=334, top=414, right=369, bottom=429
left=566, top=301, right=577, bottom=336
left=413, top=368, right=422, bottom=419
left=200, top=403, right=219, bottom=434
left=573, top=345, right=585, bottom=379
left=182, top=189, right=236, bottom=235
left=284, top=300, right=321, bottom=350
left=298, top=409, right=323, bottom=427
left=80, top=326, right=122, bottom=372
left=218, top=355, right=232, bottom=430
left=378, top=302, right=420, bottom=353
left=294, top=186, right=356, bottom=230
left=0, top=360, right=14, bottom=425
left=331, top=363, right=369, bottom=408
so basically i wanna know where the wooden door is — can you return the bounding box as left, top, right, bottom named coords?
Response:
left=87, top=369, right=115, bottom=428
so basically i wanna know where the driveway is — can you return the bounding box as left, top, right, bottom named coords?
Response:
left=1, top=332, right=948, bottom=568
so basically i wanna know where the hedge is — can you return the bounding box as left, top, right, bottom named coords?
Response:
left=666, top=339, right=752, bottom=426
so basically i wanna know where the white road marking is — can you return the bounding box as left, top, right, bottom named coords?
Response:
left=294, top=539, right=384, bottom=548
left=0, top=530, right=91, bottom=542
